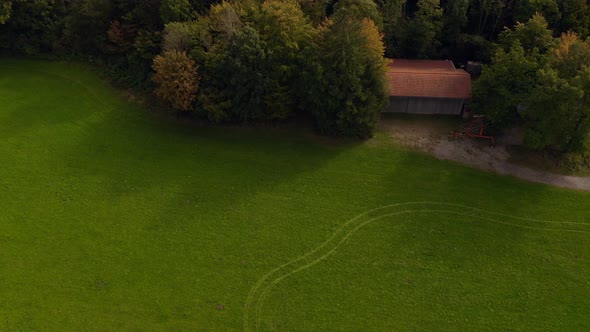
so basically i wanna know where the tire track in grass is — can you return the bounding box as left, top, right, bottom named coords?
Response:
left=243, top=202, right=590, bottom=331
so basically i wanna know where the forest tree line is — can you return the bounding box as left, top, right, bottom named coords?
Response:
left=1, top=0, right=590, bottom=154
left=475, top=14, right=590, bottom=156
left=3, top=1, right=590, bottom=63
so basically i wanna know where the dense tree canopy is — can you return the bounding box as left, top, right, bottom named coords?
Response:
left=309, top=16, right=388, bottom=137
left=332, top=0, right=383, bottom=30
left=3, top=0, right=590, bottom=144
left=523, top=66, right=590, bottom=152
left=5, top=1, right=590, bottom=67
left=522, top=33, right=590, bottom=152
left=160, top=0, right=193, bottom=24
left=475, top=17, right=590, bottom=154
left=473, top=42, right=540, bottom=127
left=498, top=12, right=555, bottom=55
left=397, top=0, right=443, bottom=59
left=152, top=50, right=200, bottom=111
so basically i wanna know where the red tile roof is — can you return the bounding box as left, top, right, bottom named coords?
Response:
left=387, top=59, right=472, bottom=99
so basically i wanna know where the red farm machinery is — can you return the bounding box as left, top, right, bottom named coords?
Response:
left=451, top=114, right=496, bottom=148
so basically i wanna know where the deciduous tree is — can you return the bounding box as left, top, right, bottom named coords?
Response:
left=551, top=31, right=590, bottom=78
left=522, top=33, right=590, bottom=152
left=152, top=50, right=200, bottom=111
left=162, top=21, right=200, bottom=52
left=220, top=25, right=275, bottom=120
left=523, top=66, right=590, bottom=152
left=499, top=12, right=555, bottom=55
left=253, top=0, right=317, bottom=115
left=473, top=42, right=540, bottom=126
left=332, top=0, right=384, bottom=30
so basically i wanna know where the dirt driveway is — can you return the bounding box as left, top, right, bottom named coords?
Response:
left=379, top=114, right=590, bottom=191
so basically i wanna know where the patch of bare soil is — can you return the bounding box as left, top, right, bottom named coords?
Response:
left=379, top=115, right=590, bottom=191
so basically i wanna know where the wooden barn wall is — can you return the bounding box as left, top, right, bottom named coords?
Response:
left=384, top=97, right=464, bottom=115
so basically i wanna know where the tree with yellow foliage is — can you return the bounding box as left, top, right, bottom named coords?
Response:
left=152, top=50, right=200, bottom=111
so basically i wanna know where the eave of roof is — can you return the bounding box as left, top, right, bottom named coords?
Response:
left=387, top=59, right=472, bottom=99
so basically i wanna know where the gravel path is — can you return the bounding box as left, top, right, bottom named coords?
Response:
left=381, top=117, right=590, bottom=191
left=432, top=139, right=590, bottom=191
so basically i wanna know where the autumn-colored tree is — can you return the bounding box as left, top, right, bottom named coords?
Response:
left=553, top=31, right=580, bottom=59
left=208, top=1, right=243, bottom=41
left=551, top=31, right=590, bottom=78
left=152, top=50, right=200, bottom=111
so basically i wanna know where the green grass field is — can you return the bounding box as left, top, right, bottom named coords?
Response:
left=1, top=59, right=590, bottom=331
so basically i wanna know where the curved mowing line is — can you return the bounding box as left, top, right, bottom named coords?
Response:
left=243, top=202, right=590, bottom=331
left=253, top=210, right=590, bottom=330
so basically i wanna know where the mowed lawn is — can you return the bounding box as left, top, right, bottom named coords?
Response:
left=1, top=59, right=590, bottom=331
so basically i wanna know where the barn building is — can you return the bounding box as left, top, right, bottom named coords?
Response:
left=384, top=59, right=472, bottom=115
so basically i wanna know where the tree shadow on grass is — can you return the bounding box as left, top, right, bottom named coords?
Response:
left=0, top=57, right=355, bottom=209
left=43, top=95, right=368, bottom=328
left=9, top=59, right=590, bottom=329
left=0, top=62, right=366, bottom=328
